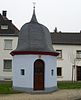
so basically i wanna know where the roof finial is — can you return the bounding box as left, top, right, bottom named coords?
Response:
left=30, top=2, right=37, bottom=23
left=33, top=2, right=36, bottom=9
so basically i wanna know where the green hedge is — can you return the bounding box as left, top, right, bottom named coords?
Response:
left=58, top=82, right=81, bottom=89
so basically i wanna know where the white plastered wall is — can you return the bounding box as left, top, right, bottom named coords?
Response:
left=0, top=36, right=18, bottom=80
left=53, top=44, right=81, bottom=81
left=13, top=55, right=57, bottom=88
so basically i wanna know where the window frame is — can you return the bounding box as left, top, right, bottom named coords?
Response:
left=56, top=50, right=62, bottom=59
left=3, top=59, right=12, bottom=71
left=1, top=25, right=8, bottom=30
left=51, top=69, right=54, bottom=76
left=21, top=69, right=25, bottom=75
left=4, top=39, right=13, bottom=50
left=76, top=50, right=81, bottom=59
left=57, top=67, right=62, bottom=77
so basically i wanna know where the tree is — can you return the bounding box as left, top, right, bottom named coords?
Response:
left=69, top=52, right=80, bottom=82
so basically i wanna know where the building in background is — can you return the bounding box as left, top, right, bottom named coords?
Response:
left=0, top=11, right=19, bottom=80
left=51, top=30, right=81, bottom=81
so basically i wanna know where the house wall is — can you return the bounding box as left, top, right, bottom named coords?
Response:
left=13, top=55, right=57, bottom=91
left=53, top=44, right=81, bottom=81
left=0, top=36, right=18, bottom=80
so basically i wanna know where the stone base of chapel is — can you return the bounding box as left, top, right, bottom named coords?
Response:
left=13, top=86, right=58, bottom=93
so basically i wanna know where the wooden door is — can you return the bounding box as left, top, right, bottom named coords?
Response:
left=34, top=59, right=44, bottom=90
left=77, top=66, right=81, bottom=81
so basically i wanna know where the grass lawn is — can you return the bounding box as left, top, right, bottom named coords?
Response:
left=0, top=81, right=20, bottom=94
left=0, top=81, right=81, bottom=94
left=58, top=81, right=81, bottom=89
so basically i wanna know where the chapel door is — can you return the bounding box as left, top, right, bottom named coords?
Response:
left=77, top=66, right=81, bottom=81
left=34, top=59, right=44, bottom=90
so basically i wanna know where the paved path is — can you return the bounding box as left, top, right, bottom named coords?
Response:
left=0, top=89, right=81, bottom=100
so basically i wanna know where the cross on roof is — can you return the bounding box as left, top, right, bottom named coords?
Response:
left=33, top=2, right=36, bottom=9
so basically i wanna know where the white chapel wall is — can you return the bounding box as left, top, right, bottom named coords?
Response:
left=13, top=55, right=57, bottom=88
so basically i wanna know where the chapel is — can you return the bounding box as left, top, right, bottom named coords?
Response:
left=11, top=6, right=59, bottom=93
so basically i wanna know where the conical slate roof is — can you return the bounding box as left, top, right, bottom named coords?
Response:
left=11, top=8, right=59, bottom=56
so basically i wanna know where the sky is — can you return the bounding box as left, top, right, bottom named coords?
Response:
left=0, top=0, right=81, bottom=32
